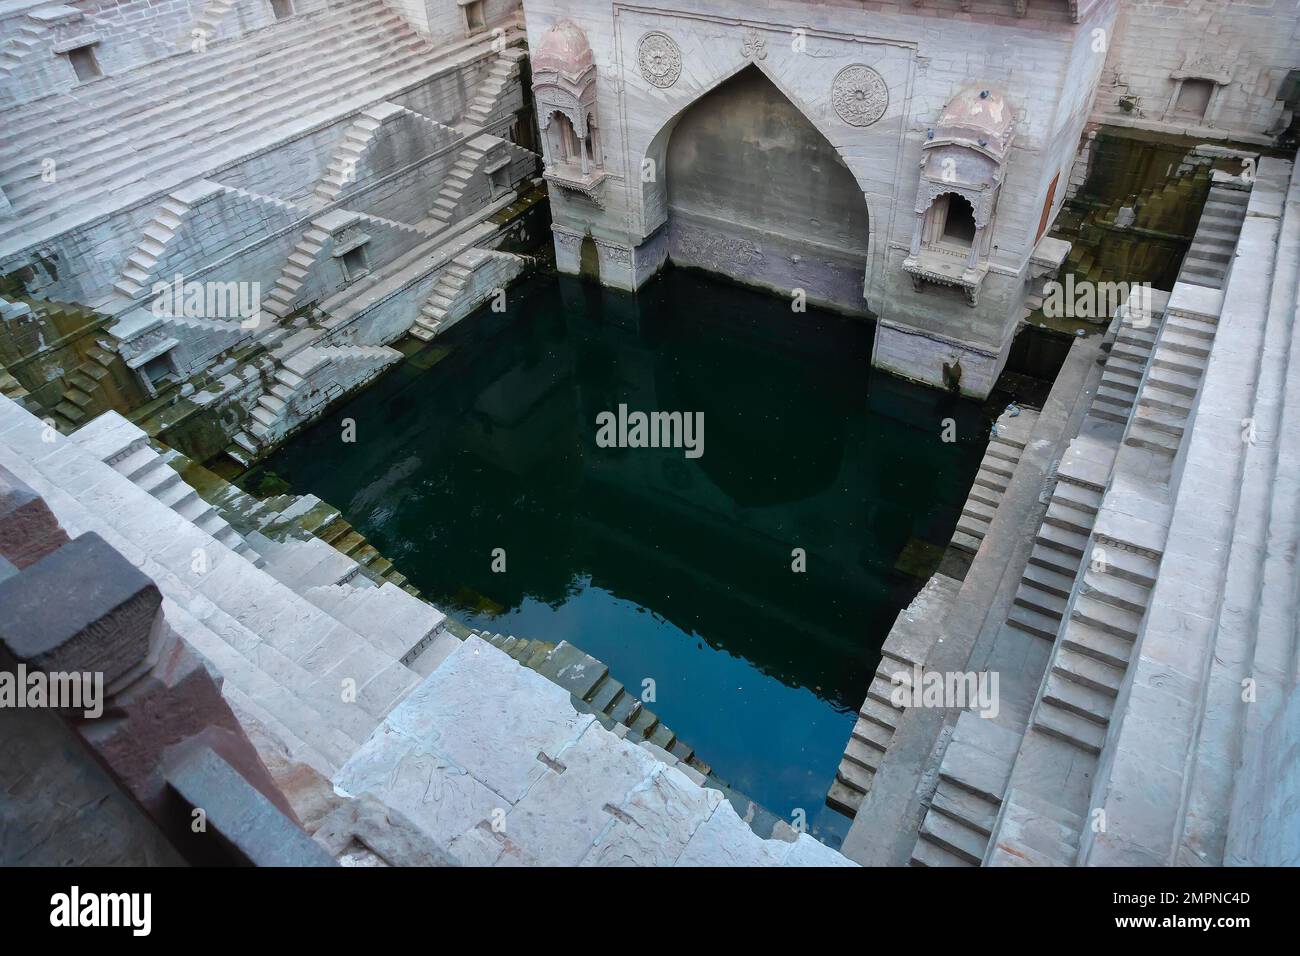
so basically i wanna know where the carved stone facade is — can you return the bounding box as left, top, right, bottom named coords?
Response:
left=525, top=0, right=1120, bottom=397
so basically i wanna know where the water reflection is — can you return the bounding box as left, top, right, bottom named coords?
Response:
left=265, top=270, right=989, bottom=844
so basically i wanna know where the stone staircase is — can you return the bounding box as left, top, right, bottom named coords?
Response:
left=461, top=52, right=521, bottom=129
left=0, top=404, right=427, bottom=777
left=0, top=20, right=43, bottom=79
left=313, top=110, right=387, bottom=205
left=911, top=713, right=1021, bottom=866
left=79, top=424, right=262, bottom=563
left=1179, top=181, right=1248, bottom=289
left=472, top=630, right=713, bottom=778
left=112, top=194, right=194, bottom=298
left=949, top=406, right=1038, bottom=556
left=827, top=573, right=960, bottom=818
left=410, top=258, right=472, bottom=340
left=184, top=0, right=237, bottom=49
left=0, top=0, right=502, bottom=252
left=227, top=342, right=400, bottom=461
left=263, top=222, right=334, bottom=319
left=976, top=175, right=1259, bottom=868
left=426, top=138, right=491, bottom=228
left=1124, top=294, right=1221, bottom=458
left=51, top=340, right=120, bottom=431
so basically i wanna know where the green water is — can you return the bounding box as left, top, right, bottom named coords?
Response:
left=264, top=270, right=991, bottom=847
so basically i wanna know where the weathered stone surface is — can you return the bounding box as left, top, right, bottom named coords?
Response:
left=334, top=724, right=505, bottom=848
left=674, top=798, right=789, bottom=867
left=164, top=744, right=336, bottom=866
left=382, top=636, right=594, bottom=803
left=0, top=464, right=68, bottom=570
left=503, top=721, right=658, bottom=865
left=0, top=531, right=159, bottom=686
left=581, top=763, right=722, bottom=866
left=312, top=793, right=459, bottom=866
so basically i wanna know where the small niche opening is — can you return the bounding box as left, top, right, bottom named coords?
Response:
left=269, top=0, right=294, bottom=20
left=1175, top=78, right=1214, bottom=120
left=64, top=45, right=101, bottom=83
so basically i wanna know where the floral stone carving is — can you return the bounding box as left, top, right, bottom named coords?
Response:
left=832, top=64, right=888, bottom=127
left=638, top=32, right=682, bottom=89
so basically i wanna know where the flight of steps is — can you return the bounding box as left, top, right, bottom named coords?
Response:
left=425, top=139, right=491, bottom=228
left=313, top=112, right=386, bottom=205
left=51, top=341, right=119, bottom=432
left=263, top=222, right=333, bottom=320
left=1124, top=298, right=1220, bottom=458
left=184, top=0, right=236, bottom=49
left=0, top=0, right=486, bottom=250
left=949, top=405, right=1039, bottom=556
left=1035, top=530, right=1158, bottom=755
left=1179, top=181, right=1248, bottom=290
left=826, top=656, right=909, bottom=816
left=910, top=713, right=1022, bottom=866
left=984, top=788, right=1086, bottom=866
left=1088, top=307, right=1160, bottom=425
left=147, top=440, right=425, bottom=598
left=460, top=53, right=520, bottom=129
left=0, top=405, right=429, bottom=777
left=81, top=427, right=263, bottom=563
left=227, top=343, right=400, bottom=462
left=0, top=21, right=43, bottom=79
left=827, top=573, right=959, bottom=818
left=112, top=194, right=194, bottom=298
left=410, top=258, right=472, bottom=340
left=472, top=630, right=712, bottom=779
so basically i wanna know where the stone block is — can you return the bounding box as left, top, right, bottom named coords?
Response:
left=0, top=531, right=159, bottom=686
left=0, top=464, right=68, bottom=569
left=164, top=744, right=336, bottom=866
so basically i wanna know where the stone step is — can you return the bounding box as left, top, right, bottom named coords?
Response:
left=1053, top=645, right=1124, bottom=696
left=1043, top=670, right=1113, bottom=725
left=1007, top=602, right=1061, bottom=641
left=1035, top=522, right=1088, bottom=559
left=1044, top=498, right=1094, bottom=536
left=929, top=780, right=998, bottom=836
left=1028, top=541, right=1078, bottom=578
left=850, top=715, right=893, bottom=753
left=826, top=779, right=864, bottom=817
left=836, top=757, right=873, bottom=795
left=1093, top=544, right=1159, bottom=589
left=1021, top=561, right=1075, bottom=599
left=1061, top=620, right=1134, bottom=670
left=1033, top=700, right=1105, bottom=754
left=910, top=837, right=973, bottom=867
left=1132, top=402, right=1187, bottom=438
left=1051, top=479, right=1103, bottom=515
left=1015, top=579, right=1068, bottom=619
left=918, top=808, right=985, bottom=864
left=1072, top=592, right=1143, bottom=639
left=858, top=694, right=902, bottom=731
left=1125, top=422, right=1181, bottom=455
left=1080, top=566, right=1150, bottom=615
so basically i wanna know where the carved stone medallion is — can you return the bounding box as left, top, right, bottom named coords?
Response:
left=638, top=31, right=682, bottom=89
left=832, top=64, right=889, bottom=127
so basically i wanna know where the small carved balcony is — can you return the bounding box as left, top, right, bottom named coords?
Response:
left=543, top=162, right=607, bottom=206
left=903, top=247, right=989, bottom=307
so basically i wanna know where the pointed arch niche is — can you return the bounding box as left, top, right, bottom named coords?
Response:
left=903, top=87, right=1015, bottom=306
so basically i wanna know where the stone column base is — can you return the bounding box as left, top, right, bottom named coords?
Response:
left=551, top=225, right=669, bottom=292
left=872, top=320, right=1011, bottom=399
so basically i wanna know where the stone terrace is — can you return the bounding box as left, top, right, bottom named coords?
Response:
left=0, top=395, right=855, bottom=865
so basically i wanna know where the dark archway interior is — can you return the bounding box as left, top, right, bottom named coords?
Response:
left=664, top=66, right=869, bottom=257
